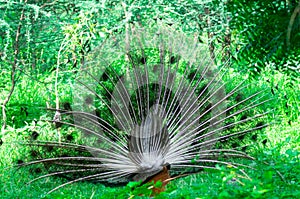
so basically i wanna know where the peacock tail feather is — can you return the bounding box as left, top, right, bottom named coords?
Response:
left=19, top=24, right=271, bottom=194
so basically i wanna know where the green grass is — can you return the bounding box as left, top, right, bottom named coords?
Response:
left=1, top=136, right=299, bottom=199
left=0, top=67, right=299, bottom=198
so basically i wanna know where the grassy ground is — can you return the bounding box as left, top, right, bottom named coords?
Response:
left=1, top=131, right=299, bottom=199
left=0, top=68, right=299, bottom=198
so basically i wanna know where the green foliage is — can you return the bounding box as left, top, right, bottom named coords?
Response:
left=0, top=0, right=299, bottom=198
left=1, top=69, right=298, bottom=198
left=225, top=0, right=300, bottom=76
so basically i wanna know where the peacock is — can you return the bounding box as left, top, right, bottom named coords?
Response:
left=19, top=24, right=271, bottom=195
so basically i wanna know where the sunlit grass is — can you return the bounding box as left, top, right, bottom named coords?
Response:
left=0, top=68, right=299, bottom=199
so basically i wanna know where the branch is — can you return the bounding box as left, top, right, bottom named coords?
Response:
left=286, top=1, right=300, bottom=49
left=40, top=0, right=59, bottom=9
left=204, top=7, right=216, bottom=63
left=1, top=0, right=28, bottom=132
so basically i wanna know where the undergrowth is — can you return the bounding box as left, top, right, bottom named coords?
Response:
left=0, top=66, right=299, bottom=199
